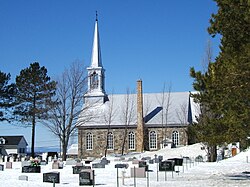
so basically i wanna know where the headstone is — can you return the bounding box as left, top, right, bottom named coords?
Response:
left=100, top=158, right=110, bottom=165
left=22, top=166, right=41, bottom=173
left=19, top=175, right=28, bottom=181
left=66, top=160, right=77, bottom=165
left=130, top=167, right=146, bottom=178
left=40, top=160, right=47, bottom=165
left=21, top=161, right=31, bottom=167
left=158, top=155, right=163, bottom=162
left=76, top=162, right=83, bottom=166
left=139, top=161, right=148, bottom=171
left=79, top=170, right=94, bottom=186
left=149, top=159, right=154, bottom=164
left=58, top=161, right=63, bottom=169
left=141, top=157, right=151, bottom=161
left=159, top=160, right=174, bottom=171
left=84, top=160, right=92, bottom=164
left=168, top=158, right=183, bottom=166
left=73, top=166, right=91, bottom=174
left=120, top=156, right=125, bottom=161
left=43, top=172, right=60, bottom=183
left=115, top=164, right=129, bottom=169
left=92, top=163, right=105, bottom=168
left=0, top=164, right=4, bottom=171
left=132, top=159, right=139, bottom=164
left=52, top=161, right=59, bottom=169
left=6, top=162, right=12, bottom=169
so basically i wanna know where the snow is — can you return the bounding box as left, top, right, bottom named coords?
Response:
left=1, top=143, right=250, bottom=187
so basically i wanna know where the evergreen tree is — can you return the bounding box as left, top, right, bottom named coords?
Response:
left=14, top=62, right=57, bottom=157
left=190, top=0, right=250, bottom=161
left=0, top=71, right=15, bottom=121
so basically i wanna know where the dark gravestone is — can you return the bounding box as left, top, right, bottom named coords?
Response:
left=0, top=164, right=4, bottom=171
left=92, top=163, right=105, bottom=168
left=149, top=159, right=154, bottom=164
left=158, top=156, right=163, bottom=162
left=139, top=161, right=148, bottom=171
left=79, top=171, right=93, bottom=186
left=159, top=161, right=174, bottom=172
left=100, top=158, right=110, bottom=165
left=73, top=166, right=91, bottom=174
left=141, top=157, right=151, bottom=161
left=115, top=164, right=129, bottom=169
left=22, top=166, right=41, bottom=173
left=84, top=160, right=92, bottom=164
left=43, top=172, right=60, bottom=183
left=168, top=158, right=183, bottom=166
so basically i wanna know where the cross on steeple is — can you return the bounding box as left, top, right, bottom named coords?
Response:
left=96, top=11, right=98, bottom=21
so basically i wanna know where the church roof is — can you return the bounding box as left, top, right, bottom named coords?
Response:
left=77, top=91, right=200, bottom=128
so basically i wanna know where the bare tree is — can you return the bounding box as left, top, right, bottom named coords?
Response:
left=103, top=92, right=116, bottom=157
left=157, top=82, right=172, bottom=148
left=176, top=102, right=188, bottom=126
left=120, top=88, right=136, bottom=155
left=201, top=39, right=213, bottom=73
left=43, top=61, right=89, bottom=161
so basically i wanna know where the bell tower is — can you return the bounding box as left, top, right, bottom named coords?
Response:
left=84, top=13, right=107, bottom=105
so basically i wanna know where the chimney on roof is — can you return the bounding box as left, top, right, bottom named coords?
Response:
left=136, top=79, right=144, bottom=152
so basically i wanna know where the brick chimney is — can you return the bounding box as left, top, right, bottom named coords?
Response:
left=136, top=79, right=144, bottom=152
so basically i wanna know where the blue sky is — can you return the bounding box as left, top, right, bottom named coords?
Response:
left=0, top=0, right=220, bottom=149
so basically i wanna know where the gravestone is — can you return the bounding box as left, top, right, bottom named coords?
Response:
left=40, top=160, right=47, bottom=165
left=22, top=166, right=41, bottom=173
left=19, top=175, right=28, bottom=181
left=84, top=160, right=92, bottom=164
left=100, top=158, right=110, bottom=165
left=52, top=161, right=59, bottom=169
left=0, top=164, right=4, bottom=171
left=79, top=171, right=94, bottom=186
left=141, top=157, right=151, bottom=161
left=73, top=165, right=91, bottom=174
left=43, top=172, right=60, bottom=183
left=139, top=161, right=148, bottom=171
left=115, top=163, right=129, bottom=169
left=132, top=159, right=139, bottom=164
left=76, top=162, right=83, bottom=166
left=159, top=160, right=174, bottom=171
left=21, top=161, right=31, bottom=167
left=92, top=163, right=105, bottom=168
left=168, top=158, right=183, bottom=166
left=66, top=160, right=77, bottom=165
left=130, top=167, right=146, bottom=178
left=6, top=162, right=12, bottom=169
left=158, top=155, right=163, bottom=162
left=149, top=159, right=154, bottom=164
left=58, top=161, right=63, bottom=169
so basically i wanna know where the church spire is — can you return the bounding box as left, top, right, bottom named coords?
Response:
left=90, top=11, right=102, bottom=68
left=84, top=13, right=107, bottom=105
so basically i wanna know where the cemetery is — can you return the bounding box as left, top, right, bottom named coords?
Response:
left=0, top=143, right=250, bottom=186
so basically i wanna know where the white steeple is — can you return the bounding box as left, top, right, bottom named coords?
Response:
left=90, top=13, right=102, bottom=68
left=84, top=13, right=107, bottom=104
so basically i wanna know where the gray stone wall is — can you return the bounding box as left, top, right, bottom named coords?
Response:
left=78, top=126, right=188, bottom=159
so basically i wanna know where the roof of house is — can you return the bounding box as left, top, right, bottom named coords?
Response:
left=0, top=136, right=28, bottom=146
left=77, top=91, right=200, bottom=128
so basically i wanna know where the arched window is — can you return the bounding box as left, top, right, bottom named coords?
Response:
left=172, top=130, right=179, bottom=146
left=149, top=131, right=157, bottom=149
left=128, top=132, right=135, bottom=150
left=86, top=132, right=93, bottom=150
left=107, top=132, right=114, bottom=150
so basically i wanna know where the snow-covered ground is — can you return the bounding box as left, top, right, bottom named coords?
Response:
left=1, top=143, right=250, bottom=187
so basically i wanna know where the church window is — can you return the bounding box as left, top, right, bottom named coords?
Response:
left=149, top=131, right=157, bottom=149
left=128, top=132, right=135, bottom=150
left=107, top=132, right=114, bottom=150
left=172, top=130, right=179, bottom=146
left=90, top=72, right=98, bottom=89
left=86, top=132, right=93, bottom=150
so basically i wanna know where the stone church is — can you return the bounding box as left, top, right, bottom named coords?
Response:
left=77, top=17, right=199, bottom=159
